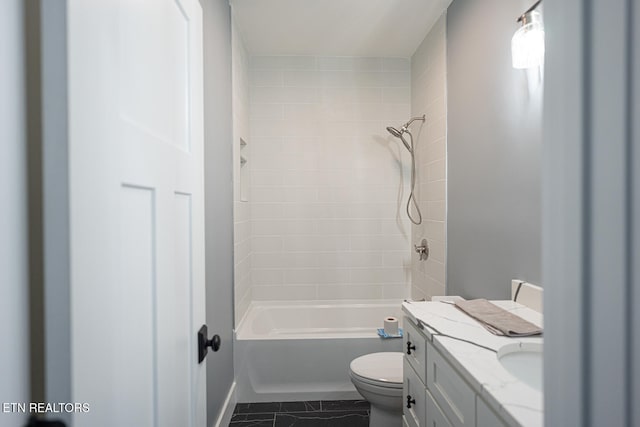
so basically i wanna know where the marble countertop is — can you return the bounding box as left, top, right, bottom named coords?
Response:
left=402, top=300, right=543, bottom=427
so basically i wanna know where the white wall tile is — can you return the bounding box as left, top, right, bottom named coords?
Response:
left=428, top=239, right=445, bottom=263
left=381, top=103, right=412, bottom=121
left=250, top=171, right=284, bottom=186
left=411, top=14, right=448, bottom=301
left=251, top=269, right=284, bottom=285
left=318, top=56, right=382, bottom=71
left=251, top=56, right=317, bottom=70
left=380, top=219, right=411, bottom=236
left=316, top=284, right=384, bottom=300
left=354, top=71, right=387, bottom=87
left=252, top=285, right=317, bottom=301
left=427, top=200, right=446, bottom=222
left=382, top=57, right=411, bottom=72
left=383, top=72, right=411, bottom=87
left=426, top=158, right=446, bottom=182
left=340, top=252, right=384, bottom=268
left=350, top=267, right=407, bottom=284
left=246, top=54, right=413, bottom=304
left=350, top=235, right=409, bottom=251
left=283, top=69, right=321, bottom=87
left=249, top=103, right=284, bottom=119
left=252, top=236, right=284, bottom=252
left=282, top=235, right=350, bottom=252
left=252, top=219, right=317, bottom=236
left=250, top=86, right=287, bottom=104
left=425, top=139, right=446, bottom=162
left=283, top=187, right=318, bottom=203
left=284, top=268, right=350, bottom=285
left=252, top=252, right=286, bottom=269
left=424, top=220, right=446, bottom=242
left=349, top=203, right=403, bottom=219
left=383, top=284, right=410, bottom=299
left=250, top=68, right=283, bottom=87
left=314, top=219, right=376, bottom=235
left=383, top=251, right=411, bottom=267
left=232, top=20, right=252, bottom=325
left=251, top=187, right=286, bottom=203
left=322, top=87, right=383, bottom=104
left=383, top=87, right=411, bottom=104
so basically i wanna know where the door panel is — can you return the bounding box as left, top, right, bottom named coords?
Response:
left=119, top=0, right=190, bottom=150
left=117, top=185, right=156, bottom=426
left=67, top=0, right=205, bottom=426
left=156, top=192, right=194, bottom=427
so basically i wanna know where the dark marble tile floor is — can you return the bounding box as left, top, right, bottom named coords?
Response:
left=229, top=400, right=369, bottom=427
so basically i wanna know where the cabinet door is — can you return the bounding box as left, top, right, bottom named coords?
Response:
left=403, top=358, right=426, bottom=427
left=426, top=341, right=475, bottom=427
left=426, top=389, right=453, bottom=427
left=404, top=317, right=428, bottom=383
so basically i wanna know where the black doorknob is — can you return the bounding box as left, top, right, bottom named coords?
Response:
left=198, top=325, right=221, bottom=363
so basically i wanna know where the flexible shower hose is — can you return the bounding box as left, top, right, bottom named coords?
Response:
left=404, top=132, right=422, bottom=225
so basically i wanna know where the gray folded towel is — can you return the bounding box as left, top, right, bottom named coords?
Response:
left=454, top=299, right=542, bottom=337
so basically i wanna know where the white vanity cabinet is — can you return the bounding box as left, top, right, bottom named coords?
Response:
left=402, top=316, right=510, bottom=427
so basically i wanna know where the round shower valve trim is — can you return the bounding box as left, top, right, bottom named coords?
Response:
left=414, top=238, right=429, bottom=261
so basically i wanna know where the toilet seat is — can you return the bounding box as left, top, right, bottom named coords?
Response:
left=350, top=371, right=404, bottom=390
left=349, top=352, right=403, bottom=389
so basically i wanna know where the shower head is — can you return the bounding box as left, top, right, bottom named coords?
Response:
left=386, top=126, right=404, bottom=138
left=386, top=115, right=425, bottom=153
left=385, top=116, right=426, bottom=226
left=386, top=126, right=412, bottom=152
left=386, top=115, right=426, bottom=139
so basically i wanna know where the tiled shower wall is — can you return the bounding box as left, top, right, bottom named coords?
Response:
left=248, top=56, right=413, bottom=302
left=411, top=15, right=448, bottom=300
left=232, top=22, right=251, bottom=324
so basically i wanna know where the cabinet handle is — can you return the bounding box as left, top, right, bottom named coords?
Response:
left=406, top=341, right=416, bottom=355
left=406, top=395, right=416, bottom=409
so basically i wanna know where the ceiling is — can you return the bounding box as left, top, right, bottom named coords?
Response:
left=230, top=0, right=453, bottom=57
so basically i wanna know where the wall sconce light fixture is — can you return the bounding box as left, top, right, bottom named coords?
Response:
left=511, top=0, right=545, bottom=69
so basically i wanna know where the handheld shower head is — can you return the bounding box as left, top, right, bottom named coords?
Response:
left=386, top=126, right=404, bottom=139
left=387, top=126, right=412, bottom=152
left=384, top=114, right=426, bottom=225
left=386, top=115, right=426, bottom=149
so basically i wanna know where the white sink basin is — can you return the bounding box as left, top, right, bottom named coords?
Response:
left=497, top=343, right=543, bottom=391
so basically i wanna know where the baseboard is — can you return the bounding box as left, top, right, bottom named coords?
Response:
left=213, top=381, right=237, bottom=427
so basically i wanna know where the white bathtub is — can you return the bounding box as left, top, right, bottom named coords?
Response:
left=234, top=300, right=404, bottom=402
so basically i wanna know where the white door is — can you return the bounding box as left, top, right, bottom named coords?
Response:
left=67, top=1, right=206, bottom=426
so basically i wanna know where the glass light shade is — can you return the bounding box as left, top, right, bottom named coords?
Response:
left=511, top=11, right=545, bottom=69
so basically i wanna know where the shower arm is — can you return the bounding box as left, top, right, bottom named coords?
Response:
left=403, top=114, right=426, bottom=130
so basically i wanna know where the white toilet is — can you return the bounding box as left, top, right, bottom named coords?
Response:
left=349, top=352, right=404, bottom=427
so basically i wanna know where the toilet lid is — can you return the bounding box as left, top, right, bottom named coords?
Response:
left=350, top=352, right=403, bottom=384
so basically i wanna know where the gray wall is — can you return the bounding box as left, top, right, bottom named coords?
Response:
left=201, top=0, right=235, bottom=424
left=446, top=0, right=542, bottom=299
left=40, top=2, right=72, bottom=416
left=0, top=1, right=30, bottom=426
